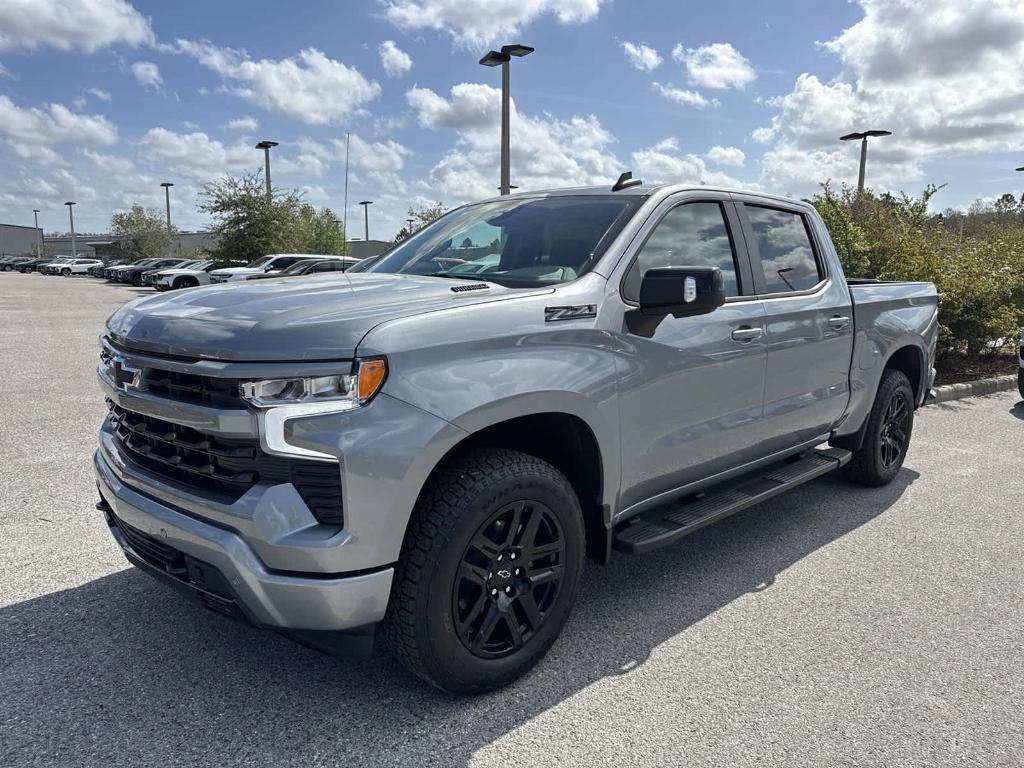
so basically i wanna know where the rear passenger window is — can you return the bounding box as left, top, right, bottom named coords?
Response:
left=745, top=206, right=821, bottom=293
left=635, top=202, right=740, bottom=296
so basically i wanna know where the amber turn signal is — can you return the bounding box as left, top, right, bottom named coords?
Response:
left=356, top=358, right=387, bottom=401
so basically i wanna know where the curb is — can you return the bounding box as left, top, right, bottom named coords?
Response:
left=927, top=373, right=1019, bottom=405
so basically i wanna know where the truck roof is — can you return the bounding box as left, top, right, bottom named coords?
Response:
left=475, top=182, right=806, bottom=208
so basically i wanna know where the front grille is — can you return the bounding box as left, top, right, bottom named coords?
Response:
left=108, top=401, right=344, bottom=526
left=144, top=369, right=243, bottom=408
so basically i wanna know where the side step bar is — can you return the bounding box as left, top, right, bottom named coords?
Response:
left=612, top=447, right=852, bottom=555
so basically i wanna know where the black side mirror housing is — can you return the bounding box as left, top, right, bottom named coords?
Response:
left=638, top=266, right=726, bottom=317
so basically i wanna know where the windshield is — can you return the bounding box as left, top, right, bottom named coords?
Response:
left=366, top=195, right=644, bottom=288
left=248, top=257, right=272, bottom=269
left=280, top=259, right=320, bottom=275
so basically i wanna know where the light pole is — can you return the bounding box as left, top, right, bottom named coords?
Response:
left=32, top=209, right=41, bottom=257
left=255, top=140, right=278, bottom=201
left=160, top=182, right=173, bottom=228
left=359, top=200, right=373, bottom=241
left=343, top=132, right=351, bottom=243
left=64, top=201, right=77, bottom=258
left=840, top=129, right=892, bottom=194
left=479, top=43, right=534, bottom=196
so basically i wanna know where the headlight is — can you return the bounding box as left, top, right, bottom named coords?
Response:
left=240, top=358, right=387, bottom=409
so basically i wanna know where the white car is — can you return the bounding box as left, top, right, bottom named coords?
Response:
left=43, top=258, right=101, bottom=275
left=208, top=254, right=342, bottom=283
left=151, top=260, right=228, bottom=291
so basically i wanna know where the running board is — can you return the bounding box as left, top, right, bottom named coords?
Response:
left=612, top=447, right=852, bottom=555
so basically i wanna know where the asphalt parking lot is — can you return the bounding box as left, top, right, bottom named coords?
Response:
left=1, top=271, right=1023, bottom=768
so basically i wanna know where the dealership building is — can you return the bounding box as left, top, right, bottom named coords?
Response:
left=0, top=223, right=44, bottom=258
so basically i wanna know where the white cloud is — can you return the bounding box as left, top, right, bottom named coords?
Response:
left=652, top=82, right=716, bottom=109
left=87, top=88, right=112, bottom=101
left=131, top=61, right=162, bottom=88
left=383, top=0, right=603, bottom=47
left=672, top=42, right=756, bottom=90
left=0, top=63, right=14, bottom=79
left=140, top=128, right=255, bottom=181
left=0, top=0, right=153, bottom=52
left=408, top=83, right=501, bottom=129
left=706, top=145, right=745, bottom=167
left=754, top=0, right=1024, bottom=196
left=83, top=148, right=134, bottom=174
left=632, top=137, right=751, bottom=188
left=406, top=82, right=622, bottom=201
left=0, top=95, right=117, bottom=146
left=9, top=141, right=64, bottom=165
left=176, top=40, right=381, bottom=124
left=621, top=42, right=662, bottom=72
left=227, top=116, right=258, bottom=132
left=379, top=40, right=412, bottom=77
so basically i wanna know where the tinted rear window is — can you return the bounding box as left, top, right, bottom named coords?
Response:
left=745, top=206, right=821, bottom=293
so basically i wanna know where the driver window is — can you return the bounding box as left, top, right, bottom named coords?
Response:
left=635, top=202, right=740, bottom=297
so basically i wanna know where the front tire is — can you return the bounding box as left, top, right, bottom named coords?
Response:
left=842, top=368, right=914, bottom=486
left=383, top=448, right=585, bottom=695
left=61, top=268, right=71, bottom=277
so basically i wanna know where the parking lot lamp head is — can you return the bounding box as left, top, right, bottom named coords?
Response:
left=840, top=129, right=892, bottom=193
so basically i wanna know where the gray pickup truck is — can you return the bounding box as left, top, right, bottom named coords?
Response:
left=95, top=182, right=938, bottom=694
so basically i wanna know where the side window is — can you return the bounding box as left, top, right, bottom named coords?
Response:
left=745, top=206, right=822, bottom=293
left=273, top=257, right=301, bottom=269
left=634, top=202, right=740, bottom=297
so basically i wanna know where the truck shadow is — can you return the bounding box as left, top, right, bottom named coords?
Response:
left=0, top=470, right=917, bottom=767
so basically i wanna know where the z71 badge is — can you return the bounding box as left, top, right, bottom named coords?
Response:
left=545, top=304, right=598, bottom=322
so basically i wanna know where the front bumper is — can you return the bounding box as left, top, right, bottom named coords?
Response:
left=95, top=448, right=393, bottom=633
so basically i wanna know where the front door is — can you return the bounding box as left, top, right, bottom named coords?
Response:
left=614, top=195, right=767, bottom=512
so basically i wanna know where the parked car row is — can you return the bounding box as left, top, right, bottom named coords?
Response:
left=1, top=253, right=365, bottom=290
left=0, top=254, right=103, bottom=274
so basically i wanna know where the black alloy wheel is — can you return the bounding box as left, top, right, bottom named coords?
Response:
left=878, top=388, right=910, bottom=469
left=453, top=500, right=566, bottom=659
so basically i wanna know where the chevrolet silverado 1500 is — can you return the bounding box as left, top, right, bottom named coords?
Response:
left=95, top=181, right=938, bottom=694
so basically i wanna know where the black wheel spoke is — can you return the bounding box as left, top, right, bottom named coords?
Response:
left=504, top=614, right=524, bottom=648
left=529, top=564, right=563, bottom=587
left=517, top=591, right=543, bottom=631
left=459, top=562, right=490, bottom=586
left=529, top=541, right=562, bottom=561
left=457, top=589, right=489, bottom=635
left=472, top=605, right=502, bottom=652
left=516, top=504, right=543, bottom=550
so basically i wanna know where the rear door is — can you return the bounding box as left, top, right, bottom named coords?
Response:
left=614, top=193, right=768, bottom=510
left=733, top=197, right=854, bottom=451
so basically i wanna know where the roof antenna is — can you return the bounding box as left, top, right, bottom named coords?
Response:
left=612, top=171, right=642, bottom=192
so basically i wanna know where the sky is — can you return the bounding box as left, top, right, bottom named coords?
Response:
left=0, top=0, right=1023, bottom=240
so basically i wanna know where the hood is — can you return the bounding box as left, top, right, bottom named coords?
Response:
left=105, top=272, right=537, bottom=361
left=156, top=267, right=203, bottom=276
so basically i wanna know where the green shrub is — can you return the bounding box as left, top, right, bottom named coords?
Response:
left=811, top=184, right=1024, bottom=358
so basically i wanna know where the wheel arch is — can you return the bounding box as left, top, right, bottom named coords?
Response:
left=415, top=407, right=613, bottom=564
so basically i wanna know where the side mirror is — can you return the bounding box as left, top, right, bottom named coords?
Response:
left=638, top=266, right=726, bottom=317
left=265, top=264, right=275, bottom=272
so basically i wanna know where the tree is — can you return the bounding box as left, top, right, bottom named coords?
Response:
left=110, top=204, right=175, bottom=261
left=199, top=170, right=307, bottom=263
left=297, top=203, right=346, bottom=254
left=393, top=201, right=447, bottom=243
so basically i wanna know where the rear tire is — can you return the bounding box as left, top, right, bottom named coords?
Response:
left=842, top=368, right=914, bottom=486
left=383, top=448, right=585, bottom=695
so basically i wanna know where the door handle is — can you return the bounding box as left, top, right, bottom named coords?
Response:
left=828, top=315, right=850, bottom=330
left=731, top=326, right=763, bottom=342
